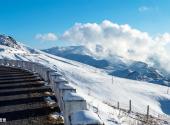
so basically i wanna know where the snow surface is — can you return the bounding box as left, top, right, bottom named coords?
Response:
left=63, top=91, right=84, bottom=101
left=0, top=44, right=170, bottom=124
left=70, top=110, right=104, bottom=125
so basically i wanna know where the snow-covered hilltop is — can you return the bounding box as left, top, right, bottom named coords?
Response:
left=0, top=34, right=170, bottom=124
left=0, top=34, right=21, bottom=49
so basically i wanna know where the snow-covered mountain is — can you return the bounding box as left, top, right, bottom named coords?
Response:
left=43, top=46, right=109, bottom=69
left=0, top=34, right=170, bottom=124
left=0, top=34, right=22, bottom=49
left=43, top=46, right=170, bottom=85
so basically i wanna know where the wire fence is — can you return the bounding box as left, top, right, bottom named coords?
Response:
left=87, top=102, right=144, bottom=125
left=87, top=98, right=170, bottom=125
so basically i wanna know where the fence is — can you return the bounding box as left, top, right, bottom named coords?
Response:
left=102, top=99, right=170, bottom=125
left=87, top=99, right=170, bottom=125
left=87, top=101, right=144, bottom=125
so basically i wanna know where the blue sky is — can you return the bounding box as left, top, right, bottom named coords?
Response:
left=0, top=0, right=170, bottom=49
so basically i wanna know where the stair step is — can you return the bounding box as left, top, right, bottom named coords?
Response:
left=0, top=75, right=40, bottom=80
left=0, top=92, right=53, bottom=101
left=0, top=81, right=45, bottom=87
left=0, top=86, right=51, bottom=93
left=0, top=78, right=42, bottom=84
left=0, top=99, right=48, bottom=111
left=0, top=70, right=30, bottom=74
left=0, top=83, right=44, bottom=90
left=0, top=73, right=39, bottom=78
left=0, top=105, right=60, bottom=121
left=0, top=87, right=52, bottom=96
left=0, top=96, right=58, bottom=109
left=0, top=73, right=35, bottom=77
left=0, top=69, right=23, bottom=72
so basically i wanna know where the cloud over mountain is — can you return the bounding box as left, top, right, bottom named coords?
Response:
left=60, top=20, right=153, bottom=61
left=59, top=20, right=170, bottom=73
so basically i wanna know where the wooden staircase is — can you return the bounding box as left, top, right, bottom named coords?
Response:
left=0, top=66, right=63, bottom=125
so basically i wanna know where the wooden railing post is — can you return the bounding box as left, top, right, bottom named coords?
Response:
left=146, top=105, right=149, bottom=122
left=129, top=100, right=132, bottom=113
left=117, top=101, right=119, bottom=109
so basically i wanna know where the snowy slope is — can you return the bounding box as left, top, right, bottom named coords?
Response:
left=43, top=46, right=170, bottom=85
left=0, top=35, right=170, bottom=124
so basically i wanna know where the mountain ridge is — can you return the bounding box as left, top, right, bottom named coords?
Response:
left=43, top=45, right=170, bottom=85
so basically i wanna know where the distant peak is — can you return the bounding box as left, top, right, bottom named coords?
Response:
left=0, top=34, right=21, bottom=49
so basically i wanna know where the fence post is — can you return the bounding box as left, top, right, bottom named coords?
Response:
left=129, top=100, right=131, bottom=113
left=117, top=101, right=119, bottom=109
left=146, top=105, right=149, bottom=122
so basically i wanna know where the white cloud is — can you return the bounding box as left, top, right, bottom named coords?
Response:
left=155, top=33, right=170, bottom=43
left=35, top=33, right=58, bottom=41
left=60, top=20, right=153, bottom=61
left=138, top=6, right=150, bottom=12
left=60, top=20, right=170, bottom=73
